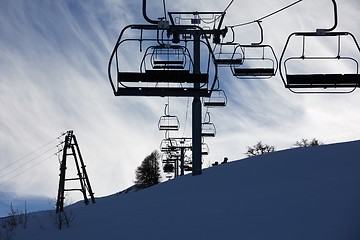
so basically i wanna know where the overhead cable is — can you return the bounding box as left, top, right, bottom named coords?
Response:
left=0, top=152, right=59, bottom=187
left=0, top=145, right=59, bottom=182
left=223, top=0, right=235, bottom=13
left=182, top=97, right=190, bottom=137
left=229, top=0, right=303, bottom=28
left=0, top=133, right=65, bottom=174
left=163, top=0, right=167, bottom=20
left=210, top=0, right=235, bottom=24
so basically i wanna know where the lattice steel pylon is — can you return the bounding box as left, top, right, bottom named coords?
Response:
left=56, top=130, right=95, bottom=213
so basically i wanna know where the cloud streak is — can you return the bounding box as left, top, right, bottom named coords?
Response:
left=0, top=0, right=360, bottom=213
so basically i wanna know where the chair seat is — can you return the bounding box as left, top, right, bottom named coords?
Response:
left=287, top=74, right=360, bottom=87
left=233, top=68, right=274, bottom=76
left=118, top=71, right=208, bottom=83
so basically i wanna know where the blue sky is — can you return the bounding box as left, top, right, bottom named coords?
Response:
left=1, top=0, right=360, bottom=214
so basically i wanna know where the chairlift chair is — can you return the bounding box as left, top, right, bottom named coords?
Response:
left=232, top=44, right=278, bottom=79
left=158, top=116, right=180, bottom=131
left=158, top=104, right=180, bottom=131
left=167, top=154, right=180, bottom=162
left=108, top=24, right=211, bottom=97
left=181, top=155, right=192, bottom=171
left=203, top=89, right=227, bottom=107
left=183, top=164, right=192, bottom=171
left=201, top=112, right=216, bottom=137
left=150, top=45, right=187, bottom=70
left=163, top=163, right=175, bottom=173
left=201, top=142, right=209, bottom=155
left=177, top=137, right=192, bottom=148
left=162, top=152, right=179, bottom=163
left=162, top=153, right=177, bottom=174
left=213, top=43, right=243, bottom=66
left=161, top=153, right=171, bottom=163
left=279, top=0, right=360, bottom=93
left=280, top=32, right=360, bottom=93
left=230, top=21, right=278, bottom=79
left=160, top=138, right=178, bottom=152
left=139, top=44, right=206, bottom=85
left=201, top=123, right=216, bottom=137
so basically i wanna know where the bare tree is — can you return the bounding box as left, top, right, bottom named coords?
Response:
left=245, top=141, right=275, bottom=157
left=294, top=138, right=322, bottom=148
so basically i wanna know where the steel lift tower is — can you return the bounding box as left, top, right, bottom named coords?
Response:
left=108, top=0, right=227, bottom=175
left=56, top=130, right=95, bottom=213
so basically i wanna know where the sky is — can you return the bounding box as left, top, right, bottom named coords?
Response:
left=0, top=0, right=360, bottom=214
left=7, top=140, right=360, bottom=239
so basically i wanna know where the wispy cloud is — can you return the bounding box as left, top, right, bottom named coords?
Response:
left=0, top=0, right=360, bottom=210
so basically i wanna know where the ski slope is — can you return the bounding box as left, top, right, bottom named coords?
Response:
left=4, top=140, right=360, bottom=240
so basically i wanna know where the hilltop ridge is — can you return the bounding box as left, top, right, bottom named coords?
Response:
left=5, top=140, right=360, bottom=240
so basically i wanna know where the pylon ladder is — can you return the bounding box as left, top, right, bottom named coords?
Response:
left=56, top=130, right=95, bottom=213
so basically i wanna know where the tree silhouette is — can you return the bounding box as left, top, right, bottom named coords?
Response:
left=245, top=141, right=275, bottom=157
left=294, top=138, right=322, bottom=148
left=135, top=150, right=161, bottom=189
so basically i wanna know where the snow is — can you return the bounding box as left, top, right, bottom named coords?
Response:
left=2, top=140, right=360, bottom=239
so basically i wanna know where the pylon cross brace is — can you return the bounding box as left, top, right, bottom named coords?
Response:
left=56, top=130, right=95, bottom=213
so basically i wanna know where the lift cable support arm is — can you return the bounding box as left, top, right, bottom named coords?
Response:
left=317, top=0, right=337, bottom=34
left=142, top=0, right=159, bottom=24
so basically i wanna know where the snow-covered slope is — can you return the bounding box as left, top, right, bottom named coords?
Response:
left=5, top=140, right=360, bottom=240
